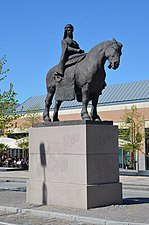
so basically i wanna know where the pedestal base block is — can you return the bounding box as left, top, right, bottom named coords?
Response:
left=27, top=121, right=122, bottom=209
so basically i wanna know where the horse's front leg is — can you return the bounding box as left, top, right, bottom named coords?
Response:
left=90, top=95, right=101, bottom=121
left=81, top=83, right=91, bottom=120
left=53, top=100, right=62, bottom=122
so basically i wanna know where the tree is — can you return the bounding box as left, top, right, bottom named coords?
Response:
left=17, top=137, right=29, bottom=161
left=19, top=107, right=43, bottom=130
left=0, top=143, right=9, bottom=166
left=0, top=55, right=19, bottom=135
left=0, top=55, right=9, bottom=81
left=16, top=107, right=43, bottom=160
left=120, top=105, right=144, bottom=170
left=17, top=137, right=29, bottom=150
left=0, top=143, right=9, bottom=156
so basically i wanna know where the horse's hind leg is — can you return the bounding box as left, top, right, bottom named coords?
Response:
left=43, top=87, right=55, bottom=122
left=53, top=100, right=62, bottom=122
left=90, top=95, right=101, bottom=121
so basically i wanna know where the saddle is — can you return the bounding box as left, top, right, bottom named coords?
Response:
left=55, top=53, right=86, bottom=101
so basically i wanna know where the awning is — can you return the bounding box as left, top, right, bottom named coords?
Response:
left=0, top=137, right=21, bottom=149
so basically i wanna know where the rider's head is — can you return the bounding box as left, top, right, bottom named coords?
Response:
left=63, top=24, right=74, bottom=39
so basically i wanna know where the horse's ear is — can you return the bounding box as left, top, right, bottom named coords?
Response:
left=112, top=38, right=123, bottom=48
left=112, top=38, right=118, bottom=43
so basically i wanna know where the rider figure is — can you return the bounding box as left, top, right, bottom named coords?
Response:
left=54, top=24, right=84, bottom=81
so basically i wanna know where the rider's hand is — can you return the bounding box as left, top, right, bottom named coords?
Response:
left=77, top=49, right=84, bottom=53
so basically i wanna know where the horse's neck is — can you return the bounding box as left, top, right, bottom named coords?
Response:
left=85, top=43, right=106, bottom=69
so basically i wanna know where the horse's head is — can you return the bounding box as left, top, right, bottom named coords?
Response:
left=105, top=39, right=123, bottom=70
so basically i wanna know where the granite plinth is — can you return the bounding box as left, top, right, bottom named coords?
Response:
left=27, top=121, right=122, bottom=209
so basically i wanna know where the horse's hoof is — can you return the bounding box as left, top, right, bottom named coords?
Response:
left=94, top=118, right=101, bottom=121
left=53, top=117, right=59, bottom=122
left=43, top=117, right=51, bottom=122
left=92, top=117, right=101, bottom=121
left=81, top=113, right=91, bottom=121
left=90, top=114, right=101, bottom=121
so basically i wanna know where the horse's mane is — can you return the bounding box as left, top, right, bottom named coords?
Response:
left=99, top=38, right=122, bottom=48
left=88, top=39, right=122, bottom=55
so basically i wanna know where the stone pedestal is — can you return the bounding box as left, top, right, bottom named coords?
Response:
left=27, top=120, right=122, bottom=209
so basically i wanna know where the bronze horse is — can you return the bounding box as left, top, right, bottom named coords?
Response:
left=43, top=39, right=123, bottom=122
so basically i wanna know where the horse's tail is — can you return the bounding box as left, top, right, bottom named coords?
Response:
left=46, top=66, right=57, bottom=91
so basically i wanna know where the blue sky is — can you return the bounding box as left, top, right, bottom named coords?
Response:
left=0, top=0, right=149, bottom=103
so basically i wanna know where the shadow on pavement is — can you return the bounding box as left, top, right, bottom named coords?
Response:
left=123, top=197, right=149, bottom=205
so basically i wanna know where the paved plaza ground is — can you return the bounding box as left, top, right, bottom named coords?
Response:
left=0, top=170, right=149, bottom=224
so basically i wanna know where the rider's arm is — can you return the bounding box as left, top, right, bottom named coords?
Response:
left=62, top=40, right=83, bottom=53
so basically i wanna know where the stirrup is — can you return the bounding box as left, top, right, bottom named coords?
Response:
left=53, top=72, right=63, bottom=83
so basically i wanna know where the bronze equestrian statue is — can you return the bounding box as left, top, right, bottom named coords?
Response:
left=43, top=24, right=123, bottom=122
